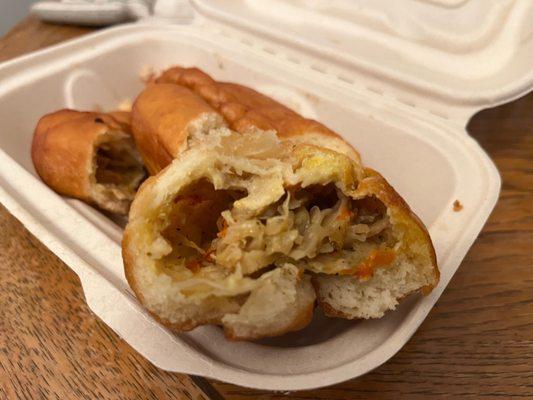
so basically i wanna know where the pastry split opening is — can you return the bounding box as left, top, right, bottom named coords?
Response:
left=95, top=136, right=145, bottom=188
left=91, top=133, right=146, bottom=214
left=158, top=179, right=245, bottom=271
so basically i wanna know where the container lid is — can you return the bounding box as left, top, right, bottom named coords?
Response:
left=190, top=0, right=533, bottom=119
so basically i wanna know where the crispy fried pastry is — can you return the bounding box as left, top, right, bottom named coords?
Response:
left=32, top=109, right=145, bottom=214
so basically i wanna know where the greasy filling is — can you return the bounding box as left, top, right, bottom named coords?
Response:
left=155, top=179, right=397, bottom=285
left=158, top=179, right=244, bottom=272
left=95, top=137, right=145, bottom=195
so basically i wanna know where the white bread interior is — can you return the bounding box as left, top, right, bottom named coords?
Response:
left=314, top=252, right=434, bottom=319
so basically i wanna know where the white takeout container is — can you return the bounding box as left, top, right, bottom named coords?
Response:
left=1, top=0, right=532, bottom=391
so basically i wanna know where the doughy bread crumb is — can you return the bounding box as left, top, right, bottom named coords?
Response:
left=140, top=66, right=157, bottom=83
left=117, top=99, right=132, bottom=112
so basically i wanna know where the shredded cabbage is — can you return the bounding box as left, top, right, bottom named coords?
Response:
left=214, top=188, right=391, bottom=276
left=149, top=130, right=394, bottom=298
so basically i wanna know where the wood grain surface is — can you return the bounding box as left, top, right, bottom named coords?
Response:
left=1, top=16, right=532, bottom=400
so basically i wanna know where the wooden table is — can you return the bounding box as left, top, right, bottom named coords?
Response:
left=1, top=17, right=532, bottom=400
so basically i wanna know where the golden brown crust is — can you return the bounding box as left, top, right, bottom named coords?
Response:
left=124, top=242, right=229, bottom=334
left=32, top=110, right=108, bottom=202
left=356, top=168, right=439, bottom=286
left=108, top=110, right=132, bottom=126
left=31, top=109, right=134, bottom=213
left=313, top=167, right=439, bottom=317
left=122, top=225, right=145, bottom=305
left=122, top=174, right=227, bottom=333
left=122, top=176, right=156, bottom=310
left=131, top=83, right=223, bottom=174
left=124, top=232, right=223, bottom=331
left=156, top=66, right=360, bottom=161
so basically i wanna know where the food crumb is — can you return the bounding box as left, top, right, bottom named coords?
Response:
left=304, top=91, right=319, bottom=105
left=117, top=98, right=133, bottom=112
left=139, top=65, right=157, bottom=83
left=453, top=200, right=463, bottom=212
left=215, top=54, right=224, bottom=69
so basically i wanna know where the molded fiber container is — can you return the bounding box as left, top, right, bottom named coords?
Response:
left=0, top=0, right=531, bottom=390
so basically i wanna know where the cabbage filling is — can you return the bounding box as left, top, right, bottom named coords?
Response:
left=146, top=129, right=399, bottom=297
left=155, top=179, right=397, bottom=284
left=92, top=135, right=146, bottom=203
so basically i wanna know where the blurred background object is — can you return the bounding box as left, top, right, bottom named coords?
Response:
left=0, top=0, right=38, bottom=35
left=0, top=1, right=155, bottom=34
left=30, top=0, right=153, bottom=26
